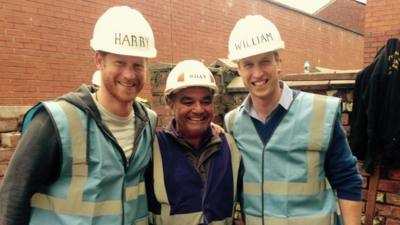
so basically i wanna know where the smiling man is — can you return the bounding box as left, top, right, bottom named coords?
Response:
left=224, top=15, right=362, bottom=225
left=0, top=6, right=157, bottom=225
left=146, top=60, right=241, bottom=225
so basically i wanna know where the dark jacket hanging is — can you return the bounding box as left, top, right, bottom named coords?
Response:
left=350, top=38, right=400, bottom=173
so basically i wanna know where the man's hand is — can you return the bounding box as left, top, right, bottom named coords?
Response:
left=211, top=122, right=225, bottom=135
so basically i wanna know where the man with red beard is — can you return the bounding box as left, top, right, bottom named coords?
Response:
left=0, top=6, right=157, bottom=225
left=146, top=60, right=241, bottom=225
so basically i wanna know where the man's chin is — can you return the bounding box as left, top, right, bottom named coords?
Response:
left=185, top=128, right=208, bottom=137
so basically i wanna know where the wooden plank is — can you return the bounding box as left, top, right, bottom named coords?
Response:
left=365, top=158, right=381, bottom=225
left=281, top=72, right=358, bottom=81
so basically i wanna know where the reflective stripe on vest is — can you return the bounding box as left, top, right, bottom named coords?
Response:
left=232, top=92, right=340, bottom=225
left=151, top=133, right=240, bottom=225
left=28, top=100, right=153, bottom=225
left=30, top=101, right=123, bottom=216
left=245, top=213, right=336, bottom=225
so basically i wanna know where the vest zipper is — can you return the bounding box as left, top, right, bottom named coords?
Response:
left=202, top=162, right=210, bottom=224
left=261, top=143, right=268, bottom=225
left=99, top=126, right=129, bottom=171
left=127, top=132, right=143, bottom=168
left=254, top=120, right=268, bottom=225
left=103, top=133, right=127, bottom=225
left=121, top=178, right=126, bottom=225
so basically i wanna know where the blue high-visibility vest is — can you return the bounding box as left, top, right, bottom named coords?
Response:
left=24, top=100, right=156, bottom=225
left=225, top=92, right=343, bottom=225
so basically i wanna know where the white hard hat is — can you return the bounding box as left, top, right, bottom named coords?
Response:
left=91, top=70, right=101, bottom=86
left=165, top=60, right=218, bottom=96
left=90, top=6, right=157, bottom=58
left=228, top=15, right=284, bottom=61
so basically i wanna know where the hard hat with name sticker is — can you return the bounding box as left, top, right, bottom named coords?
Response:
left=228, top=15, right=284, bottom=61
left=90, top=6, right=157, bottom=58
left=165, top=60, right=218, bottom=96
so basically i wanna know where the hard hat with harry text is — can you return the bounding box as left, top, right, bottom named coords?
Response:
left=90, top=6, right=157, bottom=58
left=164, top=60, right=218, bottom=96
left=228, top=15, right=284, bottom=61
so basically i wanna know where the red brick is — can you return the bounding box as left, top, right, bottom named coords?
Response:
left=387, top=193, right=400, bottom=206
left=1, top=132, right=20, bottom=148
left=0, top=148, right=15, bottom=163
left=0, top=118, right=18, bottom=132
left=0, top=164, right=9, bottom=177
left=388, top=169, right=400, bottom=181
left=386, top=218, right=400, bottom=225
left=376, top=204, right=400, bottom=218
left=378, top=179, right=400, bottom=193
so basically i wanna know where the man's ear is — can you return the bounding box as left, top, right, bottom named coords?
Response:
left=274, top=52, right=282, bottom=64
left=95, top=52, right=104, bottom=69
left=166, top=97, right=174, bottom=109
left=236, top=61, right=243, bottom=76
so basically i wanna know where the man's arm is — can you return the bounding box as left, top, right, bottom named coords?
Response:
left=339, top=199, right=362, bottom=225
left=325, top=114, right=363, bottom=225
left=0, top=109, right=61, bottom=225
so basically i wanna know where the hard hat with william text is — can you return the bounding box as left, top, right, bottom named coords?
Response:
left=228, top=15, right=284, bottom=61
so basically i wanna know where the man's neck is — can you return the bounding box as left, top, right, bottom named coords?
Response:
left=96, top=90, right=133, bottom=117
left=251, top=89, right=282, bottom=122
left=179, top=130, right=208, bottom=150
left=184, top=136, right=202, bottom=149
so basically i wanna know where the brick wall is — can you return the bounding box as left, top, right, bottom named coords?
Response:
left=360, top=166, right=400, bottom=225
left=361, top=1, right=400, bottom=224
left=0, top=0, right=363, bottom=106
left=364, top=0, right=400, bottom=65
left=316, top=0, right=365, bottom=33
left=0, top=106, right=28, bottom=183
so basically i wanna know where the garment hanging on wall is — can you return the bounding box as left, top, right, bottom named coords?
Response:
left=350, top=38, right=400, bottom=173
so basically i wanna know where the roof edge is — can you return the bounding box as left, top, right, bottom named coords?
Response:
left=266, top=0, right=364, bottom=36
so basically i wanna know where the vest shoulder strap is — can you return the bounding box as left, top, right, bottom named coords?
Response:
left=224, top=133, right=241, bottom=200
left=225, top=107, right=239, bottom=135
left=145, top=107, right=158, bottom=136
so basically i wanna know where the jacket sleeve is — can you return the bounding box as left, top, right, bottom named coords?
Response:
left=325, top=114, right=362, bottom=201
left=0, top=109, right=61, bottom=225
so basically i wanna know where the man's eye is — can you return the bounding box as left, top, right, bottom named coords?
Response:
left=116, top=61, right=125, bottom=66
left=201, top=99, right=212, bottom=105
left=134, top=64, right=144, bottom=70
left=182, top=101, right=192, bottom=105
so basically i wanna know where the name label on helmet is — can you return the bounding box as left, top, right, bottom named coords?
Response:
left=115, top=33, right=149, bottom=48
left=189, top=74, right=206, bottom=79
left=234, top=32, right=274, bottom=50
